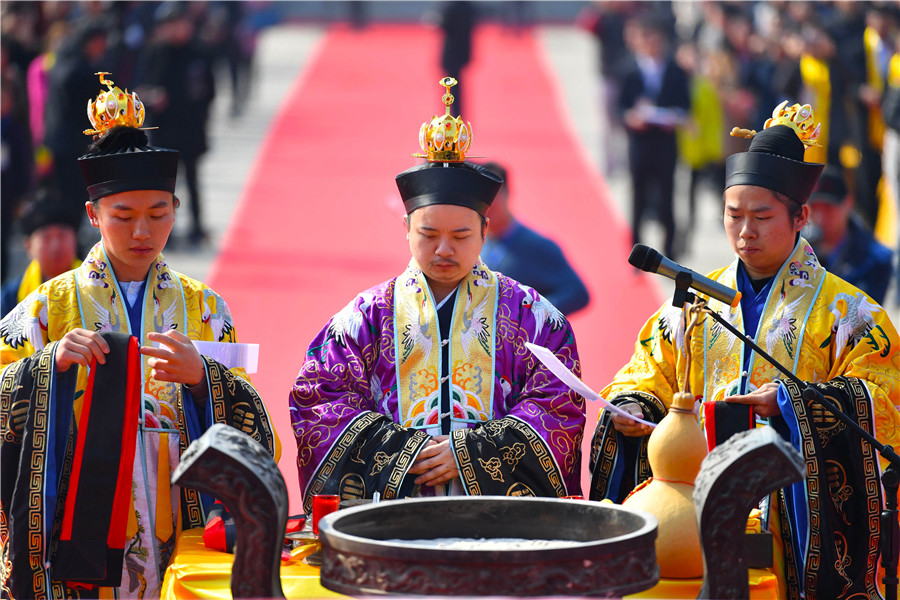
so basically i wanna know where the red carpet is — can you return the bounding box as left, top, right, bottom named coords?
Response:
left=208, top=24, right=664, bottom=512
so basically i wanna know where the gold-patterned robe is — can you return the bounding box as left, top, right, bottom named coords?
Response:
left=0, top=243, right=279, bottom=599
left=589, top=238, right=900, bottom=599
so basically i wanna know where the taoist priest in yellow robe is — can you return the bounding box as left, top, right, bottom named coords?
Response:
left=589, top=102, right=900, bottom=599
left=0, top=74, right=279, bottom=599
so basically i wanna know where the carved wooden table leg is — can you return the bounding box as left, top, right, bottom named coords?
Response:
left=693, top=426, right=805, bottom=599
left=172, top=423, right=288, bottom=599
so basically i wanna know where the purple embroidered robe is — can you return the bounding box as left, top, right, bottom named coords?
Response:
left=290, top=273, right=585, bottom=513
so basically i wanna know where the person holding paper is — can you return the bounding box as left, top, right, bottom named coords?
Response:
left=0, top=73, right=279, bottom=599
left=588, top=102, right=900, bottom=599
left=289, top=78, right=585, bottom=516
left=619, top=11, right=689, bottom=260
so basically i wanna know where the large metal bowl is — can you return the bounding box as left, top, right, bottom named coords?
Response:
left=318, top=496, right=658, bottom=596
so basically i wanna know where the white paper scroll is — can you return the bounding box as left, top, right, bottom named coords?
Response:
left=192, top=341, right=259, bottom=374
left=524, top=342, right=657, bottom=429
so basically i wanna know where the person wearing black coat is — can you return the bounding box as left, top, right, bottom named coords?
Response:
left=43, top=19, right=109, bottom=214
left=136, top=3, right=216, bottom=245
left=618, top=13, right=690, bottom=260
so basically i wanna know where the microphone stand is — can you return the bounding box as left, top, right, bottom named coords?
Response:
left=670, top=273, right=900, bottom=599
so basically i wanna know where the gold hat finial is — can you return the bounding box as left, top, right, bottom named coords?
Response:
left=730, top=100, right=821, bottom=146
left=413, top=77, right=473, bottom=163
left=440, top=76, right=456, bottom=115
left=84, top=72, right=146, bottom=136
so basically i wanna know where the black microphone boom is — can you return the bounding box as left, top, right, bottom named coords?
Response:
left=628, top=244, right=741, bottom=308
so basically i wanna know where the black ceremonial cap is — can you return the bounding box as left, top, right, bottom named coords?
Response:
left=725, top=102, right=824, bottom=204
left=396, top=162, right=502, bottom=217
left=78, top=127, right=178, bottom=202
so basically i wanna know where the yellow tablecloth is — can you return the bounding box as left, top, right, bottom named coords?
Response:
left=160, top=528, right=342, bottom=599
left=162, top=528, right=778, bottom=599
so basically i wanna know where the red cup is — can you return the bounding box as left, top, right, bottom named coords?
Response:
left=312, top=494, right=341, bottom=535
left=562, top=495, right=584, bottom=500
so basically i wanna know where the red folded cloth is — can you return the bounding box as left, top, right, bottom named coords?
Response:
left=202, top=501, right=306, bottom=553
left=202, top=501, right=233, bottom=553
left=286, top=516, right=306, bottom=535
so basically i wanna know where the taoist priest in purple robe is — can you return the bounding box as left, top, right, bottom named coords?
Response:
left=289, top=78, right=585, bottom=513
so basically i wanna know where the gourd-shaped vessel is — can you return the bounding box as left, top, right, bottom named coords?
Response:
left=622, top=305, right=708, bottom=578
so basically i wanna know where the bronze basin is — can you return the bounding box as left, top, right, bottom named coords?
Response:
left=318, top=496, right=659, bottom=596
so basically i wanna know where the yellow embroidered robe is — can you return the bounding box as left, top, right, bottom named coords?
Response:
left=589, top=238, right=900, bottom=599
left=0, top=243, right=279, bottom=599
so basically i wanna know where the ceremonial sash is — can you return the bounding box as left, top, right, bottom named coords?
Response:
left=74, top=242, right=186, bottom=539
left=702, top=238, right=825, bottom=402
left=701, top=400, right=754, bottom=451
left=393, top=260, right=497, bottom=430
left=52, top=332, right=140, bottom=587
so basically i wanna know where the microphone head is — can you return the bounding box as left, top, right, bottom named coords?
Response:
left=628, top=244, right=663, bottom=273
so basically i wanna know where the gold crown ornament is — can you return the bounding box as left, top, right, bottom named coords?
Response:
left=413, top=77, right=473, bottom=162
left=729, top=100, right=821, bottom=146
left=84, top=72, right=146, bottom=136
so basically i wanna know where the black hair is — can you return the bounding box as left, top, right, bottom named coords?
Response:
left=748, top=125, right=805, bottom=162
left=637, top=11, right=673, bottom=40
left=84, top=126, right=151, bottom=157
left=773, top=191, right=804, bottom=222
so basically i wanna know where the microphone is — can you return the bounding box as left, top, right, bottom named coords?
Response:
left=628, top=244, right=741, bottom=308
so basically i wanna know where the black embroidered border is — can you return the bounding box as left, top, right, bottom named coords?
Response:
left=844, top=377, right=880, bottom=599
left=207, top=357, right=276, bottom=452
left=784, top=378, right=825, bottom=597
left=0, top=359, right=26, bottom=443
left=175, top=386, right=204, bottom=529
left=206, top=359, right=228, bottom=425
left=591, top=417, right=617, bottom=499
left=453, top=428, right=481, bottom=494
left=776, top=488, right=802, bottom=600
left=27, top=349, right=53, bottom=598
left=384, top=430, right=429, bottom=501
left=590, top=391, right=663, bottom=500
left=305, top=412, right=382, bottom=513
left=455, top=417, right=566, bottom=498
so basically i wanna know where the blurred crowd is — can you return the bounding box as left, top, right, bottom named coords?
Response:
left=580, top=0, right=900, bottom=302
left=0, top=0, right=274, bottom=285
left=3, top=1, right=900, bottom=307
